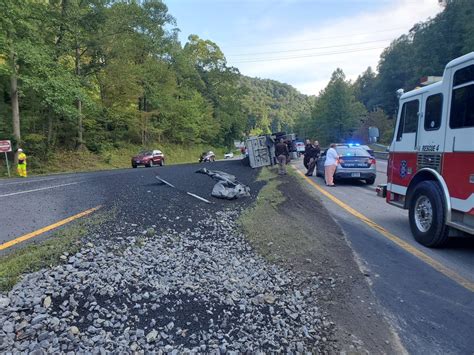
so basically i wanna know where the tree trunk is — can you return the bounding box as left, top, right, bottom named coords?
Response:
left=75, top=43, right=84, bottom=150
left=10, top=51, right=20, bottom=164
left=47, top=112, right=54, bottom=146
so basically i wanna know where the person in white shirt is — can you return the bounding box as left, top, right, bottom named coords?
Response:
left=324, top=143, right=339, bottom=186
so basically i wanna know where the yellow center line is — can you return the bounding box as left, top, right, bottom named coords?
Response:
left=0, top=206, right=102, bottom=251
left=293, top=166, right=474, bottom=293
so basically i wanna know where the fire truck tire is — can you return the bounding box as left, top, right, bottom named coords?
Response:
left=409, top=181, right=449, bottom=247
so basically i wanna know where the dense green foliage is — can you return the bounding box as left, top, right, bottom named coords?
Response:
left=296, top=69, right=366, bottom=144
left=240, top=76, right=312, bottom=136
left=1, top=0, right=472, bottom=168
left=0, top=0, right=309, bottom=166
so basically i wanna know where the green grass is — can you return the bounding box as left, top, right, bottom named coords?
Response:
left=239, top=167, right=288, bottom=262
left=0, top=211, right=109, bottom=291
left=0, top=143, right=234, bottom=178
left=239, top=165, right=337, bottom=270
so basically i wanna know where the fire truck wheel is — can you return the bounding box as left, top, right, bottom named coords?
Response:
left=409, top=181, right=449, bottom=247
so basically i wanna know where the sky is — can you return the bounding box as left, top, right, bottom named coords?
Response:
left=166, top=0, right=443, bottom=96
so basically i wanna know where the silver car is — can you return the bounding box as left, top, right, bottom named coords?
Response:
left=316, top=145, right=377, bottom=185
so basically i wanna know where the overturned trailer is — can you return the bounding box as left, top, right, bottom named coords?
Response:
left=246, top=136, right=273, bottom=168
left=245, top=132, right=298, bottom=168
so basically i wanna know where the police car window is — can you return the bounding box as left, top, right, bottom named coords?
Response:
left=424, top=94, right=443, bottom=131
left=336, top=147, right=370, bottom=157
left=450, top=66, right=474, bottom=129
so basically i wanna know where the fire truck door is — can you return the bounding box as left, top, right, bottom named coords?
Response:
left=443, top=62, right=474, bottom=214
left=445, top=62, right=474, bottom=153
left=394, top=98, right=421, bottom=152
left=390, top=98, right=421, bottom=186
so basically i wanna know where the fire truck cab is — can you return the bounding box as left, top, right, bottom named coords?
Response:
left=387, top=52, right=474, bottom=247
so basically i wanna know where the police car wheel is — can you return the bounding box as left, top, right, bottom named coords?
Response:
left=409, top=181, right=449, bottom=248
left=365, top=177, right=375, bottom=185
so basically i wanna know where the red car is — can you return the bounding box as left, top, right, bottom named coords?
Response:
left=131, top=150, right=165, bottom=168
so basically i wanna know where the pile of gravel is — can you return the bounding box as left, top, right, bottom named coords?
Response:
left=0, top=209, right=334, bottom=353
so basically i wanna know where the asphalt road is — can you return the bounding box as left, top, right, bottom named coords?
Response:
left=298, top=158, right=474, bottom=355
left=1, top=159, right=473, bottom=354
left=0, top=162, right=260, bottom=247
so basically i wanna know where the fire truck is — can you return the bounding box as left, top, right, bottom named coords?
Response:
left=385, top=52, right=474, bottom=247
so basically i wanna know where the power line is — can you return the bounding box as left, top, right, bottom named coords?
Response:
left=230, top=46, right=386, bottom=63
left=227, top=38, right=393, bottom=57
left=225, top=27, right=406, bottom=48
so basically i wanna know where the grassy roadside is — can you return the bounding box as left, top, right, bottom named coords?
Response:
left=0, top=143, right=239, bottom=178
left=239, top=166, right=329, bottom=269
left=239, top=165, right=401, bottom=354
left=239, top=167, right=286, bottom=263
left=0, top=210, right=110, bottom=292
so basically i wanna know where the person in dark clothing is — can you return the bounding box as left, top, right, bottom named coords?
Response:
left=303, top=139, right=312, bottom=169
left=275, top=138, right=289, bottom=175
left=305, top=140, right=321, bottom=176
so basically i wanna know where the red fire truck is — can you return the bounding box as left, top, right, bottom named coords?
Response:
left=385, top=52, right=474, bottom=247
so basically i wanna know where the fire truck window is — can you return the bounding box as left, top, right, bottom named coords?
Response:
left=453, top=64, right=474, bottom=87
left=424, top=94, right=443, bottom=131
left=403, top=100, right=419, bottom=134
left=450, top=84, right=474, bottom=129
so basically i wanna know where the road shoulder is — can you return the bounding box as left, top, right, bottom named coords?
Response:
left=240, top=166, right=403, bottom=353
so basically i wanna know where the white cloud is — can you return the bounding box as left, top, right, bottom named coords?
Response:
left=226, top=0, right=442, bottom=95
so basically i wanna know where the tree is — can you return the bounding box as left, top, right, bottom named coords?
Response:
left=353, top=67, right=378, bottom=111
left=311, top=69, right=366, bottom=144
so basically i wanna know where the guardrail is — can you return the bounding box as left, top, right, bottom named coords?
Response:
left=373, top=151, right=389, bottom=160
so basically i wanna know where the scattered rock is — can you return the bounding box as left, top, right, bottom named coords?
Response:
left=0, top=209, right=335, bottom=353
left=43, top=296, right=52, bottom=309
left=146, top=329, right=158, bottom=343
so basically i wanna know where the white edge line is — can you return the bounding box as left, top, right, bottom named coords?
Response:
left=0, top=177, right=58, bottom=186
left=0, top=182, right=80, bottom=198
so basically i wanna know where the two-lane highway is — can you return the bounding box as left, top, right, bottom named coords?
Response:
left=0, top=169, right=140, bottom=247
left=1, top=159, right=473, bottom=353
left=0, top=162, right=258, bottom=251
left=295, top=159, right=474, bottom=354
left=303, top=159, right=473, bottom=284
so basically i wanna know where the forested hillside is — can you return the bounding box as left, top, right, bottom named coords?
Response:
left=0, top=0, right=308, bottom=170
left=1, top=0, right=473, bottom=172
left=240, top=76, right=312, bottom=137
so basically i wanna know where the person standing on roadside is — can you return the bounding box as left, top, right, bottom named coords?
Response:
left=303, top=139, right=312, bottom=169
left=17, top=148, right=27, bottom=177
left=324, top=143, right=338, bottom=186
left=275, top=138, right=289, bottom=175
left=305, top=140, right=321, bottom=176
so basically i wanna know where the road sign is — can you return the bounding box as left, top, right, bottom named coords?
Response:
left=0, top=140, right=12, bottom=153
left=0, top=140, right=11, bottom=177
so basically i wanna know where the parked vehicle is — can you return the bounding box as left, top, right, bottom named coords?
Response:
left=199, top=151, right=216, bottom=163
left=224, top=152, right=234, bottom=159
left=382, top=52, right=474, bottom=247
left=295, top=141, right=305, bottom=156
left=131, top=150, right=165, bottom=168
left=316, top=144, right=376, bottom=184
